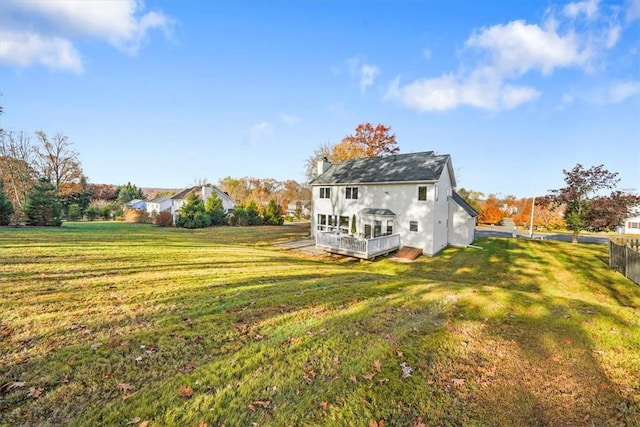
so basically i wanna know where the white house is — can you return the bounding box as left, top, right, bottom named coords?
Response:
left=146, top=195, right=173, bottom=216
left=310, top=151, right=478, bottom=259
left=286, top=200, right=311, bottom=218
left=171, top=185, right=236, bottom=221
left=621, top=216, right=640, bottom=234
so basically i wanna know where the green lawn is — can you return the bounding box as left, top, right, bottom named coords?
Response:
left=1, top=222, right=639, bottom=426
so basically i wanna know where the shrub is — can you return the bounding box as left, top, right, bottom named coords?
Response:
left=155, top=211, right=173, bottom=227
left=85, top=205, right=99, bottom=221
left=263, top=199, right=284, bottom=225
left=124, top=209, right=149, bottom=224
left=67, top=204, right=82, bottom=221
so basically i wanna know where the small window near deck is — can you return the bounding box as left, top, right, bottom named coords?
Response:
left=410, top=221, right=418, bottom=232
left=418, top=186, right=427, bottom=201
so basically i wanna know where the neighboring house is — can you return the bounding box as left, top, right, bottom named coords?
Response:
left=124, top=199, right=146, bottom=211
left=286, top=200, right=311, bottom=218
left=171, top=185, right=236, bottom=221
left=621, top=216, right=640, bottom=235
left=310, top=151, right=478, bottom=259
left=146, top=195, right=173, bottom=216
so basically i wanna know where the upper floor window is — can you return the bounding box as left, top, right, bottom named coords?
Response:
left=410, top=221, right=419, bottom=232
left=345, top=187, right=358, bottom=199
left=418, top=186, right=427, bottom=201
left=320, top=187, right=331, bottom=199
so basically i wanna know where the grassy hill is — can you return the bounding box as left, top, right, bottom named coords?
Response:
left=1, top=222, right=638, bottom=426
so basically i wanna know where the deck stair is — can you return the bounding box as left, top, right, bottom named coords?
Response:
left=394, top=246, right=423, bottom=260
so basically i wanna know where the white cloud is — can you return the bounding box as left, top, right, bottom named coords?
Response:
left=0, top=0, right=172, bottom=72
left=466, top=20, right=589, bottom=76
left=388, top=2, right=629, bottom=113
left=359, top=64, right=380, bottom=93
left=605, top=80, right=640, bottom=103
left=564, top=0, right=601, bottom=20
left=386, top=73, right=540, bottom=112
left=248, top=121, right=273, bottom=143
left=346, top=57, right=380, bottom=93
left=0, top=30, right=83, bottom=73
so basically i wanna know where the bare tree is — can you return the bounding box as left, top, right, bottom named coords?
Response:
left=0, top=130, right=37, bottom=212
left=35, top=131, right=85, bottom=197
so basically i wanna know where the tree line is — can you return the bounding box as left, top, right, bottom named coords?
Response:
left=460, top=164, right=639, bottom=243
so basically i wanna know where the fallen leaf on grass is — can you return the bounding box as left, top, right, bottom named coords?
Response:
left=117, top=383, right=135, bottom=394
left=413, top=418, right=426, bottom=427
left=370, top=420, right=385, bottom=427
left=67, top=355, right=79, bottom=363
left=373, top=359, right=381, bottom=372
left=248, top=400, right=270, bottom=411
left=178, top=386, right=193, bottom=398
left=5, top=381, right=26, bottom=390
left=452, top=378, right=465, bottom=386
left=198, top=421, right=208, bottom=427
left=183, top=362, right=198, bottom=373
left=349, top=375, right=358, bottom=383
left=126, top=417, right=141, bottom=425
left=27, top=387, right=43, bottom=398
left=320, top=401, right=328, bottom=410
left=362, top=372, right=376, bottom=381
left=253, top=334, right=264, bottom=341
left=400, top=362, right=412, bottom=379
left=91, top=342, right=102, bottom=350
left=137, top=421, right=149, bottom=427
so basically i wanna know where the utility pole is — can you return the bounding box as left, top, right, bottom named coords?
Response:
left=529, top=194, right=536, bottom=238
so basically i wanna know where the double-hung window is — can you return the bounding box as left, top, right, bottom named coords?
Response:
left=418, top=186, right=427, bottom=201
left=345, top=187, right=358, bottom=200
left=320, top=187, right=331, bottom=199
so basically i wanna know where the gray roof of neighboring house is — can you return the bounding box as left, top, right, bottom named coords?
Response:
left=170, top=186, right=235, bottom=204
left=149, top=195, right=172, bottom=204
left=310, top=151, right=453, bottom=185
left=449, top=191, right=479, bottom=217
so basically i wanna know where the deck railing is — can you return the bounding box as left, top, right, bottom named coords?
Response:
left=316, top=232, right=400, bottom=259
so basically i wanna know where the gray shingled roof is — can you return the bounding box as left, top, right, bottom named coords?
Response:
left=449, top=191, right=479, bottom=217
left=310, top=151, right=451, bottom=185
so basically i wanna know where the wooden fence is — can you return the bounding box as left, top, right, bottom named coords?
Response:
left=609, top=238, right=640, bottom=285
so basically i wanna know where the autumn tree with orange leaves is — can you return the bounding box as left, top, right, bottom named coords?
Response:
left=305, top=122, right=399, bottom=180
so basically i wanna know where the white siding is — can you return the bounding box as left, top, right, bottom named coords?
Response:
left=312, top=182, right=439, bottom=255
left=623, top=216, right=640, bottom=234
left=448, top=199, right=476, bottom=247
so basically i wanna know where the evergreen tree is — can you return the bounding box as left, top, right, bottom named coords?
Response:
left=205, top=192, right=227, bottom=225
left=245, top=200, right=263, bottom=225
left=67, top=203, right=82, bottom=221
left=175, top=192, right=211, bottom=229
left=24, top=178, right=63, bottom=226
left=263, top=199, right=284, bottom=225
left=0, top=182, right=15, bottom=225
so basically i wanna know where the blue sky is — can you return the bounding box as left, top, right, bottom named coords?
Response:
left=1, top=0, right=639, bottom=197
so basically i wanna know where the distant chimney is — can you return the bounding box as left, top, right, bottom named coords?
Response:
left=317, top=157, right=331, bottom=176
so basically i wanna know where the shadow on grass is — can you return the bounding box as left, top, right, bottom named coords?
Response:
left=2, top=233, right=639, bottom=426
